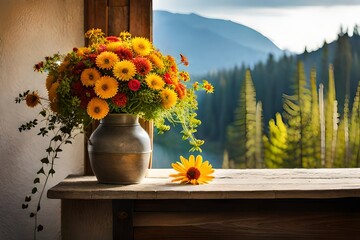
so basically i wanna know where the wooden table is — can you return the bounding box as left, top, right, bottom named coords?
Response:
left=48, top=169, right=360, bottom=240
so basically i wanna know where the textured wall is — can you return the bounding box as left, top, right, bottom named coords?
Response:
left=0, top=0, right=84, bottom=239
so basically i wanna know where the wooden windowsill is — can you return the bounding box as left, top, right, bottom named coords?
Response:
left=47, top=168, right=360, bottom=200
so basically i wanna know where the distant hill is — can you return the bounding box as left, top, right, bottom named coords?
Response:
left=153, top=11, right=283, bottom=75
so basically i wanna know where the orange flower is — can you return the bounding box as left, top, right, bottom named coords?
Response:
left=25, top=91, right=41, bottom=108
left=175, top=83, right=186, bottom=99
left=180, top=54, right=189, bottom=66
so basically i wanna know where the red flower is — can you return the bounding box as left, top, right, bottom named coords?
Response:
left=163, top=73, right=173, bottom=85
left=113, top=93, right=127, bottom=107
left=115, top=47, right=133, bottom=60
left=97, top=45, right=107, bottom=53
left=106, top=36, right=120, bottom=42
left=128, top=79, right=141, bottom=91
left=132, top=57, right=152, bottom=76
left=87, top=53, right=98, bottom=64
left=33, top=62, right=44, bottom=72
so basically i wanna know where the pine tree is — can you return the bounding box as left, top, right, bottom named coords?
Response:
left=325, top=65, right=338, bottom=167
left=226, top=69, right=257, bottom=168
left=319, top=84, right=326, bottom=167
left=310, top=68, right=321, bottom=166
left=349, top=82, right=360, bottom=167
left=263, top=113, right=288, bottom=168
left=255, top=102, right=264, bottom=168
left=334, top=29, right=352, bottom=112
left=283, top=61, right=313, bottom=167
left=334, top=96, right=349, bottom=167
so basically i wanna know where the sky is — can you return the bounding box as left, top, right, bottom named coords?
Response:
left=153, top=0, right=360, bottom=53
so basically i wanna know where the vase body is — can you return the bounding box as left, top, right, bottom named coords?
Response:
left=88, top=114, right=151, bottom=184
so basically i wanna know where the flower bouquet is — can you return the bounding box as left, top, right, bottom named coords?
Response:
left=16, top=28, right=213, bottom=236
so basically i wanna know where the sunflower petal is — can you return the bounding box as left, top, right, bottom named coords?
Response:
left=189, top=155, right=195, bottom=166
left=195, top=155, right=203, bottom=169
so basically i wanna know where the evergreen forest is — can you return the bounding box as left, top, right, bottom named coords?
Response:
left=196, top=27, right=360, bottom=168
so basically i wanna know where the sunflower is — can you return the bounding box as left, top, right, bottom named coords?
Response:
left=148, top=53, right=164, bottom=70
left=95, top=51, right=119, bottom=70
left=160, top=88, right=177, bottom=109
left=113, top=60, right=136, bottom=81
left=94, top=76, right=118, bottom=99
left=81, top=68, right=101, bottom=87
left=87, top=97, right=109, bottom=120
left=170, top=155, right=214, bottom=185
left=131, top=37, right=152, bottom=56
left=145, top=73, right=165, bottom=90
left=25, top=91, right=41, bottom=108
left=106, top=42, right=122, bottom=52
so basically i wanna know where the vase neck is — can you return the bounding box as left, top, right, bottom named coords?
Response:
left=100, top=114, right=139, bottom=125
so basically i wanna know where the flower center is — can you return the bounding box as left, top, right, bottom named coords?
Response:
left=94, top=106, right=100, bottom=113
left=101, top=84, right=108, bottom=91
left=186, top=167, right=200, bottom=180
left=122, top=68, right=129, bottom=74
left=89, top=74, right=94, bottom=80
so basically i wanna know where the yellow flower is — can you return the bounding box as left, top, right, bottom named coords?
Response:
left=106, top=42, right=122, bottom=52
left=48, top=82, right=59, bottom=102
left=132, top=37, right=152, bottom=56
left=81, top=68, right=101, bottom=87
left=45, top=74, right=56, bottom=91
left=94, top=76, right=118, bottom=99
left=25, top=91, right=41, bottom=108
left=160, top=88, right=177, bottom=109
left=170, top=155, right=214, bottom=185
left=113, top=60, right=136, bottom=81
left=76, top=47, right=90, bottom=57
left=179, top=71, right=190, bottom=82
left=95, top=51, right=119, bottom=70
left=148, top=53, right=164, bottom=70
left=145, top=73, right=165, bottom=90
left=87, top=97, right=109, bottom=120
left=203, top=80, right=214, bottom=93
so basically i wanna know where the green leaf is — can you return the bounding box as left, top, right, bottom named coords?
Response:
left=65, top=140, right=72, bottom=144
left=49, top=168, right=55, bottom=176
left=22, top=204, right=28, bottom=209
left=37, top=225, right=43, bottom=232
left=30, top=212, right=35, bottom=218
left=37, top=167, right=45, bottom=175
left=40, top=110, right=46, bottom=117
left=46, top=147, right=53, bottom=153
left=32, top=187, right=37, bottom=194
left=55, top=148, right=62, bottom=152
left=40, top=157, right=49, bottom=164
left=25, top=196, right=31, bottom=202
left=33, top=178, right=40, bottom=184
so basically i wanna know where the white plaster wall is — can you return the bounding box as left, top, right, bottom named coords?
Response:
left=0, top=0, right=84, bottom=239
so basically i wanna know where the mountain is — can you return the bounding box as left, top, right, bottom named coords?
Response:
left=153, top=11, right=283, bottom=75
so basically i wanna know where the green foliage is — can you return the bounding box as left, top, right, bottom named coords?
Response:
left=349, top=82, right=360, bottom=167
left=226, top=69, right=258, bottom=168
left=15, top=96, right=82, bottom=239
left=264, top=113, right=288, bottom=168
left=283, top=61, right=315, bottom=167
left=325, top=65, right=338, bottom=167
left=310, top=69, right=321, bottom=165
